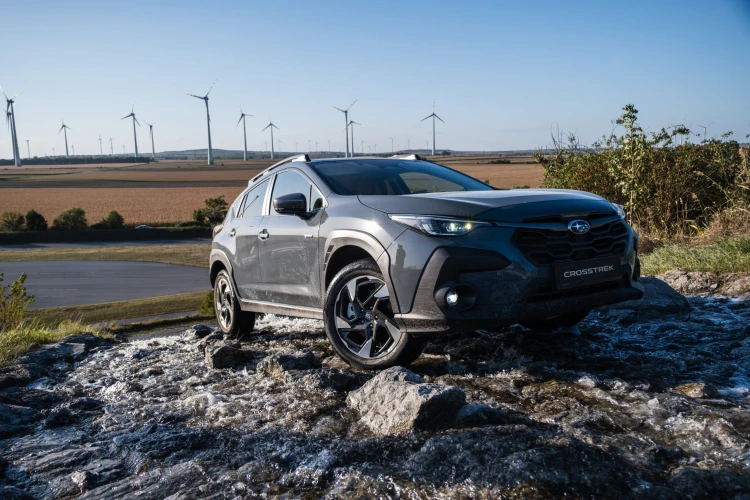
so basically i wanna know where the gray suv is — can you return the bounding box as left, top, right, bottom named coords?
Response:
left=210, top=154, right=643, bottom=369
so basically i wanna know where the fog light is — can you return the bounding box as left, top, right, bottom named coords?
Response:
left=445, top=290, right=459, bottom=307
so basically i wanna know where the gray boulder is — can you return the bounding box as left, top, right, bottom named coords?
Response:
left=196, top=332, right=223, bottom=354
left=190, top=324, right=214, bottom=338
left=256, top=351, right=321, bottom=377
left=454, top=403, right=507, bottom=427
left=671, top=382, right=720, bottom=399
left=602, top=277, right=690, bottom=317
left=204, top=345, right=252, bottom=369
left=347, top=366, right=466, bottom=436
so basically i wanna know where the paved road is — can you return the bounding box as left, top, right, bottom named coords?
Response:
left=0, top=261, right=209, bottom=308
left=0, top=239, right=211, bottom=250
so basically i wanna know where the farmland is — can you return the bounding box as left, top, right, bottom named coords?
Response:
left=0, top=157, right=542, bottom=225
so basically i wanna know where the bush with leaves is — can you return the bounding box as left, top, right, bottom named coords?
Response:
left=200, top=290, right=215, bottom=317
left=93, top=210, right=125, bottom=229
left=25, top=210, right=48, bottom=231
left=0, top=273, right=35, bottom=332
left=192, top=195, right=228, bottom=226
left=537, top=104, right=749, bottom=237
left=1, top=212, right=25, bottom=232
left=52, top=207, right=88, bottom=230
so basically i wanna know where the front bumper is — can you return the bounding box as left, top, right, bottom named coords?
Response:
left=393, top=244, right=644, bottom=334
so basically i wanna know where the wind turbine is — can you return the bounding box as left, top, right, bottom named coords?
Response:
left=421, top=100, right=445, bottom=155
left=697, top=122, right=714, bottom=143
left=277, top=139, right=282, bottom=153
left=188, top=80, right=217, bottom=165
left=108, top=138, right=114, bottom=155
left=58, top=120, right=71, bottom=157
left=333, top=100, right=357, bottom=158
left=347, top=120, right=361, bottom=157
left=25, top=139, right=30, bottom=158
left=145, top=122, right=156, bottom=159
left=236, top=105, right=253, bottom=161
left=262, top=120, right=279, bottom=159
left=2, top=86, right=22, bottom=167
left=72, top=143, right=75, bottom=156
left=98, top=135, right=103, bottom=155
left=308, top=139, right=312, bottom=152
left=121, top=104, right=140, bottom=157
left=388, top=137, right=394, bottom=153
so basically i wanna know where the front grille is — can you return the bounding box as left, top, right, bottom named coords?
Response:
left=512, top=219, right=628, bottom=267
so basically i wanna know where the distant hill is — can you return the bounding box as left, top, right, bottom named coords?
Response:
left=156, top=148, right=540, bottom=159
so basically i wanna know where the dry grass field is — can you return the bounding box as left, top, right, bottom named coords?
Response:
left=0, top=156, right=542, bottom=225
left=0, top=187, right=245, bottom=225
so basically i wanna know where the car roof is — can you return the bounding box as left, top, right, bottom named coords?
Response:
left=248, top=155, right=428, bottom=186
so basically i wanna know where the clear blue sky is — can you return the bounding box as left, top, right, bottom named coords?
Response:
left=2, top=0, right=749, bottom=158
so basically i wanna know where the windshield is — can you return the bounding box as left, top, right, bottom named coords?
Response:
left=309, top=159, right=494, bottom=196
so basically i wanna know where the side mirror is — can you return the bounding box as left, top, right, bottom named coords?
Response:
left=273, top=193, right=307, bottom=216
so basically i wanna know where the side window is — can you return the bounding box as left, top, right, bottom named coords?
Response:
left=231, top=192, right=248, bottom=218
left=271, top=171, right=314, bottom=214
left=241, top=179, right=269, bottom=218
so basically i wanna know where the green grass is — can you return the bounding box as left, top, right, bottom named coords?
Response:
left=0, top=243, right=210, bottom=268
left=29, top=291, right=209, bottom=326
left=0, top=319, right=104, bottom=366
left=641, top=236, right=750, bottom=275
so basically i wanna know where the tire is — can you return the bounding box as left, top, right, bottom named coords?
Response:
left=520, top=310, right=590, bottom=331
left=214, top=270, right=256, bottom=339
left=324, top=259, right=424, bottom=370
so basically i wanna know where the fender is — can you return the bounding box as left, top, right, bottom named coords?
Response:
left=209, top=249, right=234, bottom=286
left=322, top=229, right=400, bottom=313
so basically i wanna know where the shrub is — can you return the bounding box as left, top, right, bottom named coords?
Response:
left=192, top=195, right=228, bottom=226
left=1, top=211, right=25, bottom=231
left=25, top=210, right=48, bottom=231
left=0, top=273, right=35, bottom=333
left=52, top=207, right=88, bottom=230
left=199, top=290, right=215, bottom=317
left=537, top=104, right=750, bottom=237
left=97, top=210, right=125, bottom=229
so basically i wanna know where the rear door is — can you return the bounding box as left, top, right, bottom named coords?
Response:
left=232, top=178, right=270, bottom=301
left=257, top=169, right=325, bottom=308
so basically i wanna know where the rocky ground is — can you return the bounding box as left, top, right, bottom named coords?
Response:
left=0, top=277, right=748, bottom=498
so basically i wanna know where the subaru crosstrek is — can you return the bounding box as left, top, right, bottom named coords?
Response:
left=210, top=154, right=643, bottom=369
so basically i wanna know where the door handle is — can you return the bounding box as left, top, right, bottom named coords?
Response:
left=258, top=229, right=269, bottom=240
left=229, top=228, right=236, bottom=237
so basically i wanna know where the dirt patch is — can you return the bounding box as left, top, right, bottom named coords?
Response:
left=0, top=187, right=244, bottom=225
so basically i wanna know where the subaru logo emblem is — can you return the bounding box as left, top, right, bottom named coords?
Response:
left=568, top=220, right=590, bottom=235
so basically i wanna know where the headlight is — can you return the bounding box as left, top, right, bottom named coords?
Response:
left=389, top=215, right=490, bottom=236
left=612, top=203, right=626, bottom=219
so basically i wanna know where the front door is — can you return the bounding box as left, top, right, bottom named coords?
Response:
left=233, top=178, right=270, bottom=301
left=257, top=169, right=324, bottom=308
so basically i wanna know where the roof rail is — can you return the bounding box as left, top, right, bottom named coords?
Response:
left=390, top=154, right=425, bottom=161
left=249, top=154, right=311, bottom=185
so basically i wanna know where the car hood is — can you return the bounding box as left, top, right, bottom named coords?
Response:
left=358, top=189, right=617, bottom=223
